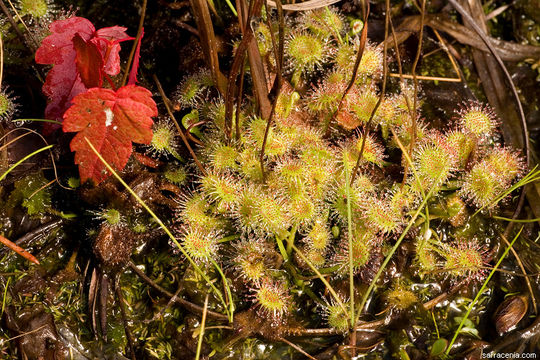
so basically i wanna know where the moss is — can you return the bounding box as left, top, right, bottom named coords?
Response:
left=8, top=171, right=51, bottom=215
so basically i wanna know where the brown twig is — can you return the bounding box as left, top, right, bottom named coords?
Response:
left=406, top=0, right=426, bottom=172
left=323, top=1, right=370, bottom=136
left=147, top=282, right=183, bottom=323
left=173, top=19, right=199, bottom=37
left=185, top=120, right=206, bottom=146
left=0, top=234, right=40, bottom=265
left=224, top=0, right=253, bottom=140
left=115, top=279, right=137, bottom=360
left=350, top=0, right=390, bottom=185
left=259, top=0, right=284, bottom=182
left=9, top=219, right=64, bottom=247
left=189, top=0, right=227, bottom=94
left=277, top=337, right=317, bottom=360
left=128, top=261, right=228, bottom=321
left=121, top=0, right=148, bottom=87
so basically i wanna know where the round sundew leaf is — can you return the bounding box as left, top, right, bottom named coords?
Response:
left=430, top=338, right=448, bottom=357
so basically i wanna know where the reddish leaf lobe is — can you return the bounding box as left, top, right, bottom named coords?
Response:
left=128, top=28, right=144, bottom=85
left=36, top=17, right=95, bottom=130
left=63, top=85, right=157, bottom=184
left=35, top=17, right=130, bottom=133
left=73, top=33, right=103, bottom=88
left=35, top=17, right=95, bottom=66
left=94, top=26, right=133, bottom=76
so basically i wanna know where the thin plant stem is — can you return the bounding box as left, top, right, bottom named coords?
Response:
left=277, top=337, right=317, bottom=360
left=493, top=216, right=540, bottom=223
left=210, top=258, right=235, bottom=322
left=259, top=0, right=284, bottom=182
left=121, top=0, right=148, bottom=87
left=1, top=277, right=10, bottom=318
left=223, top=0, right=238, bottom=16
left=0, top=32, right=3, bottom=91
left=153, top=75, right=207, bottom=175
left=499, top=231, right=537, bottom=314
left=344, top=163, right=355, bottom=328
left=355, top=181, right=438, bottom=325
left=0, top=127, right=68, bottom=190
left=11, top=119, right=62, bottom=125
left=0, top=131, right=32, bottom=152
left=351, top=0, right=390, bottom=185
left=407, top=0, right=426, bottom=167
left=195, top=293, right=210, bottom=360
left=290, top=243, right=349, bottom=318
left=0, top=144, right=53, bottom=182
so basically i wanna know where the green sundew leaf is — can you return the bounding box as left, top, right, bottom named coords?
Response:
left=446, top=227, right=523, bottom=354
left=430, top=338, right=448, bottom=357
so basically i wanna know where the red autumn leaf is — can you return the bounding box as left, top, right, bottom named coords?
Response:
left=94, top=26, right=133, bottom=76
left=128, top=28, right=144, bottom=85
left=36, top=17, right=94, bottom=132
left=35, top=17, right=130, bottom=132
left=73, top=33, right=103, bottom=88
left=63, top=85, right=157, bottom=184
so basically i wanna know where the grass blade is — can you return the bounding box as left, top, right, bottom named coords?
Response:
left=195, top=293, right=209, bottom=360
left=344, top=163, right=355, bottom=328
left=0, top=144, right=53, bottom=182
left=12, top=118, right=62, bottom=125
left=473, top=166, right=540, bottom=216
left=290, top=243, right=349, bottom=318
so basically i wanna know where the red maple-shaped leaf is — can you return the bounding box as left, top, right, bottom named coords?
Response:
left=63, top=85, right=157, bottom=184
left=35, top=17, right=130, bottom=133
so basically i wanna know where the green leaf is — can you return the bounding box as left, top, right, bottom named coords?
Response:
left=430, top=338, right=448, bottom=357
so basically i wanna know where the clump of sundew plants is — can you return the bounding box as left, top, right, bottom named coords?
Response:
left=0, top=0, right=539, bottom=359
